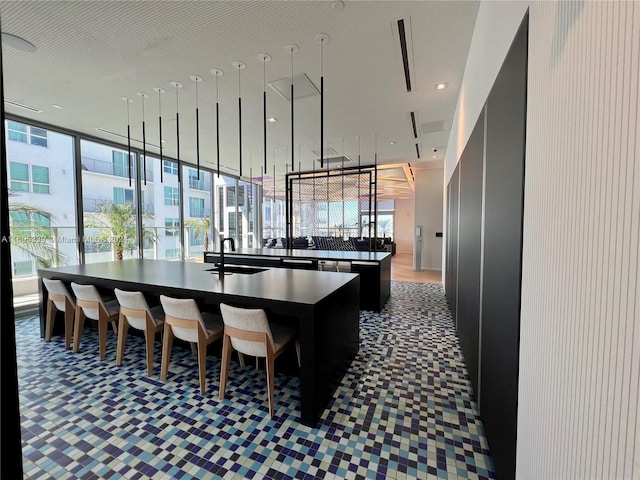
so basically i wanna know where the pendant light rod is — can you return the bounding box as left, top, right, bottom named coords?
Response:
left=190, top=75, right=203, bottom=179
left=233, top=61, right=246, bottom=178
left=357, top=136, right=361, bottom=224
left=285, top=44, right=299, bottom=173
left=153, top=87, right=165, bottom=183
left=211, top=68, right=224, bottom=178
left=170, top=81, right=183, bottom=183
left=122, top=97, right=134, bottom=187
left=137, top=92, right=149, bottom=185
left=258, top=54, right=271, bottom=174
left=315, top=34, right=329, bottom=169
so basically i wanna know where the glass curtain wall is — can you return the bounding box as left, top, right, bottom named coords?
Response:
left=214, top=175, right=259, bottom=250
left=183, top=166, right=212, bottom=261
left=5, top=120, right=78, bottom=298
left=81, top=139, right=141, bottom=263
left=6, top=117, right=260, bottom=301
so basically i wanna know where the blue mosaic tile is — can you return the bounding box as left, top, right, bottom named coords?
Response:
left=18, top=281, right=495, bottom=479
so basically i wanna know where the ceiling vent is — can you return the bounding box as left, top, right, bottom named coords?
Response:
left=4, top=99, right=42, bottom=113
left=409, top=111, right=422, bottom=159
left=315, top=155, right=351, bottom=165
left=391, top=17, right=416, bottom=93
left=268, top=73, right=320, bottom=101
left=312, top=146, right=337, bottom=157
left=421, top=120, right=449, bottom=134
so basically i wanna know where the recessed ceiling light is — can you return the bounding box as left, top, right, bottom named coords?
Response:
left=52, top=104, right=62, bottom=109
left=435, top=83, right=448, bottom=90
left=1, top=32, right=36, bottom=52
left=432, top=155, right=437, bottom=159
left=390, top=141, right=397, bottom=145
left=267, top=117, right=278, bottom=123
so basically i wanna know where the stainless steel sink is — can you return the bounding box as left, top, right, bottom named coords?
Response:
left=206, top=265, right=267, bottom=275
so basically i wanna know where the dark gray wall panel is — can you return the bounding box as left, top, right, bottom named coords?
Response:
left=456, top=115, right=484, bottom=397
left=446, top=166, right=460, bottom=319
left=480, top=15, right=528, bottom=480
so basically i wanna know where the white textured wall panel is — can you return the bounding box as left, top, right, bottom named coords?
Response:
left=518, top=2, right=640, bottom=479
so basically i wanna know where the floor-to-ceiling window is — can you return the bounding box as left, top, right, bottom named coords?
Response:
left=183, top=166, right=211, bottom=261
left=5, top=120, right=78, bottom=299
left=214, top=175, right=259, bottom=249
left=81, top=139, right=140, bottom=263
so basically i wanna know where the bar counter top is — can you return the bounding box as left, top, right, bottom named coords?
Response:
left=39, top=259, right=358, bottom=307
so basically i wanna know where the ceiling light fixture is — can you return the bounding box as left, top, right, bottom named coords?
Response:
left=137, top=92, right=149, bottom=185
left=258, top=54, right=271, bottom=174
left=4, top=99, right=42, bottom=113
left=153, top=86, right=165, bottom=183
left=1, top=32, right=36, bottom=52
left=315, top=33, right=330, bottom=169
left=191, top=75, right=203, bottom=179
left=170, top=80, right=183, bottom=183
left=233, top=61, right=246, bottom=177
left=122, top=96, right=134, bottom=187
left=435, top=83, right=448, bottom=90
left=267, top=117, right=278, bottom=123
left=211, top=68, right=224, bottom=178
left=286, top=43, right=299, bottom=172
left=52, top=104, right=62, bottom=109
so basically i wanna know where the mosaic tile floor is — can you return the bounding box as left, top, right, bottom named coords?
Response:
left=16, top=282, right=495, bottom=479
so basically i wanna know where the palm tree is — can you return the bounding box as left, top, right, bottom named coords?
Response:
left=85, top=201, right=155, bottom=260
left=185, top=216, right=211, bottom=252
left=8, top=201, right=67, bottom=268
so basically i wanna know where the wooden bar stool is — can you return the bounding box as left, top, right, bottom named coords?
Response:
left=159, top=295, right=224, bottom=394
left=42, top=278, right=76, bottom=349
left=219, top=303, right=300, bottom=418
left=114, top=288, right=165, bottom=376
left=70, top=282, right=119, bottom=361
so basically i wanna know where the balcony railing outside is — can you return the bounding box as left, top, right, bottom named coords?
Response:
left=83, top=198, right=155, bottom=215
left=82, top=156, right=154, bottom=181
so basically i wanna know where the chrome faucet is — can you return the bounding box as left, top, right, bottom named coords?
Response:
left=218, top=237, right=236, bottom=278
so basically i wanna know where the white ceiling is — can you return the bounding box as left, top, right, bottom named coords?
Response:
left=0, top=0, right=478, bottom=199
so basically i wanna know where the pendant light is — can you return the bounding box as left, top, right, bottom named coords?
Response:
left=285, top=44, right=299, bottom=172
left=122, top=96, right=134, bottom=187
left=314, top=33, right=329, bottom=169
left=233, top=61, right=246, bottom=177
left=190, top=75, right=203, bottom=179
left=374, top=134, right=378, bottom=243
left=211, top=68, right=223, bottom=178
left=341, top=138, right=346, bottom=240
left=170, top=81, right=183, bottom=183
left=137, top=92, right=149, bottom=185
left=153, top=87, right=165, bottom=183
left=258, top=54, right=270, bottom=174
left=358, top=136, right=361, bottom=236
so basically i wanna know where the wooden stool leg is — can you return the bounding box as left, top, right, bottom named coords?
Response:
left=73, top=307, right=85, bottom=353
left=115, top=314, right=128, bottom=366
left=98, top=312, right=108, bottom=361
left=295, top=339, right=301, bottom=367
left=266, top=355, right=275, bottom=418
left=45, top=300, right=56, bottom=342
left=64, top=299, right=74, bottom=350
left=219, top=335, right=233, bottom=400
left=160, top=324, right=173, bottom=382
left=197, top=340, right=207, bottom=394
left=145, top=328, right=155, bottom=377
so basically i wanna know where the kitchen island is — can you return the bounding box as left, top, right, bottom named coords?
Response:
left=38, top=259, right=360, bottom=427
left=204, top=248, right=390, bottom=311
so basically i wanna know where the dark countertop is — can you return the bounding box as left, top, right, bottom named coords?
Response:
left=39, top=259, right=358, bottom=307
left=205, top=248, right=390, bottom=263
